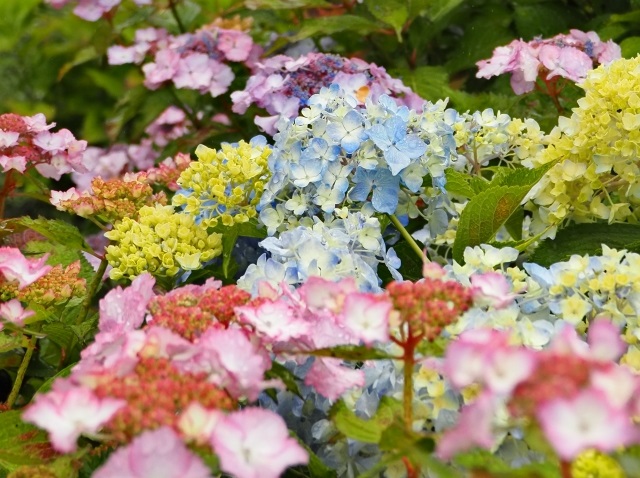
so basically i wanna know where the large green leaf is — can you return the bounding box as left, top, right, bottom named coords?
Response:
left=367, top=0, right=408, bottom=40
left=529, top=223, right=640, bottom=266
left=452, top=163, right=555, bottom=263
left=330, top=396, right=402, bottom=444
left=393, top=66, right=453, bottom=103
left=0, top=411, right=53, bottom=472
left=17, top=217, right=90, bottom=253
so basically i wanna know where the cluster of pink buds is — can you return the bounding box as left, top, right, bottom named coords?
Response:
left=51, top=176, right=166, bottom=223
left=0, top=113, right=87, bottom=180
left=438, top=318, right=640, bottom=462
left=231, top=52, right=424, bottom=134
left=147, top=282, right=250, bottom=340
left=108, top=23, right=260, bottom=97
left=476, top=29, right=621, bottom=94
left=387, top=277, right=474, bottom=341
left=45, top=0, right=151, bottom=22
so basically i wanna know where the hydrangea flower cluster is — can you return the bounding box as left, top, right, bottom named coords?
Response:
left=104, top=204, right=223, bottom=280
left=522, top=55, right=640, bottom=233
left=257, top=86, right=452, bottom=223
left=236, top=275, right=393, bottom=400
left=51, top=177, right=166, bottom=223
left=71, top=140, right=158, bottom=191
left=0, top=113, right=87, bottom=180
left=108, top=23, right=259, bottom=97
left=477, top=29, right=621, bottom=94
left=238, top=210, right=399, bottom=293
left=45, top=0, right=150, bottom=22
left=126, top=152, right=192, bottom=191
left=173, top=137, right=272, bottom=227
left=0, top=261, right=86, bottom=306
left=439, top=319, right=639, bottom=462
left=0, top=247, right=51, bottom=290
left=231, top=52, right=423, bottom=134
left=24, top=273, right=309, bottom=478
left=147, top=282, right=250, bottom=340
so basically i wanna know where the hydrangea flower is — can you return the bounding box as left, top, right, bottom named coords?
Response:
left=231, top=52, right=422, bottom=135
left=477, top=30, right=621, bottom=94
left=45, top=0, right=151, bottom=22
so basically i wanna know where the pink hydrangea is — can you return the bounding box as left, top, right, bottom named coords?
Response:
left=210, top=408, right=308, bottom=478
left=93, top=427, right=212, bottom=478
left=145, top=106, right=191, bottom=147
left=0, top=113, right=87, bottom=180
left=537, top=388, right=639, bottom=460
left=0, top=299, right=34, bottom=327
left=477, top=30, right=621, bottom=94
left=46, top=0, right=151, bottom=22
left=108, top=23, right=258, bottom=98
left=0, top=247, right=51, bottom=289
left=304, top=357, right=366, bottom=400
left=22, top=382, right=125, bottom=453
left=98, top=272, right=156, bottom=334
left=470, top=271, right=518, bottom=309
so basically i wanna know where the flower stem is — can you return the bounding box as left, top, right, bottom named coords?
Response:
left=389, top=214, right=424, bottom=262
left=5, top=334, right=37, bottom=408
left=168, top=0, right=186, bottom=33
left=560, top=460, right=572, bottom=478
left=402, top=334, right=417, bottom=432
left=77, top=258, right=108, bottom=325
left=0, top=170, right=17, bottom=219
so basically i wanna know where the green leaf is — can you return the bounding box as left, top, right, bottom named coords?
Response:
left=331, top=396, right=402, bottom=444
left=513, top=3, right=571, bottom=39
left=294, top=439, right=338, bottom=478
left=504, top=208, right=524, bottom=241
left=36, top=362, right=75, bottom=395
left=42, top=323, right=78, bottom=352
left=444, top=169, right=477, bottom=198
left=452, top=163, right=555, bottom=263
left=264, top=361, right=302, bottom=398
left=307, top=345, right=397, bottom=361
left=392, top=66, right=453, bottom=103
left=290, top=15, right=381, bottom=42
left=57, top=46, right=99, bottom=80
left=367, top=0, right=408, bottom=40
left=17, top=217, right=90, bottom=252
left=621, top=36, right=640, bottom=58
left=529, top=223, right=640, bottom=267
left=454, top=448, right=561, bottom=477
left=220, top=225, right=238, bottom=280
left=0, top=411, right=53, bottom=471
left=0, top=334, right=25, bottom=353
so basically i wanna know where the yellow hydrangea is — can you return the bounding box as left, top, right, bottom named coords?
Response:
left=173, top=139, right=271, bottom=227
left=524, top=56, right=640, bottom=233
left=104, top=204, right=222, bottom=280
left=571, top=450, right=625, bottom=478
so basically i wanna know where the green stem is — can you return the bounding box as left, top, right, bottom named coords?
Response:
left=77, top=258, right=108, bottom=325
left=5, top=334, right=37, bottom=408
left=168, top=0, right=186, bottom=33
left=389, top=214, right=424, bottom=261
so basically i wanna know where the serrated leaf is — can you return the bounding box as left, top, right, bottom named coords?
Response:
left=452, top=163, right=555, bottom=263
left=491, top=162, right=557, bottom=188
left=444, top=168, right=476, bottom=198
left=290, top=15, right=381, bottom=42
left=308, top=345, right=397, bottom=361
left=504, top=207, right=524, bottom=241
left=367, top=0, right=408, bottom=40
left=17, top=217, right=90, bottom=252
left=42, top=323, right=78, bottom=351
left=0, top=411, right=53, bottom=471
left=529, top=223, right=640, bottom=267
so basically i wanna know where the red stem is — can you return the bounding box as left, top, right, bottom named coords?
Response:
left=0, top=169, right=17, bottom=219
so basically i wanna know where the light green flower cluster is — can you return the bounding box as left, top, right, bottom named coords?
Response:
left=571, top=450, right=625, bottom=478
left=524, top=56, right=640, bottom=234
left=172, top=139, right=271, bottom=227
left=104, top=204, right=222, bottom=280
